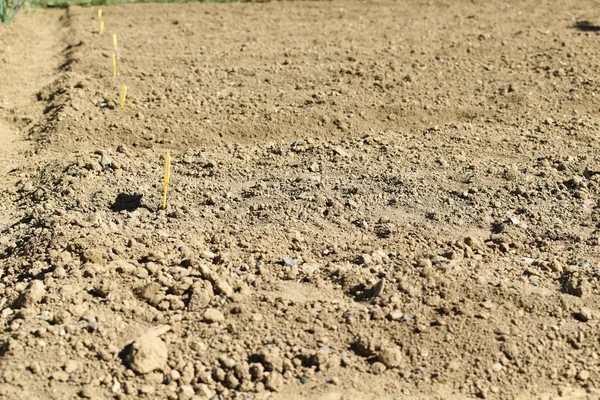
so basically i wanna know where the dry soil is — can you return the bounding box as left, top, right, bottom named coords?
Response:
left=1, top=1, right=600, bottom=399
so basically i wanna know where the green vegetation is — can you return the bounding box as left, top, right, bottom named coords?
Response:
left=1, top=0, right=240, bottom=22
left=32, top=0, right=239, bottom=8
left=0, top=0, right=24, bottom=23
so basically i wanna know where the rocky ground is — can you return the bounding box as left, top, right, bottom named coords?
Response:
left=1, top=0, right=600, bottom=399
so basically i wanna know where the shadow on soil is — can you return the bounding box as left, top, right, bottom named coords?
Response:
left=572, top=21, right=600, bottom=32
left=111, top=193, right=148, bottom=212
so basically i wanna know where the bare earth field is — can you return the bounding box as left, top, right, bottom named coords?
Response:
left=1, top=1, right=600, bottom=399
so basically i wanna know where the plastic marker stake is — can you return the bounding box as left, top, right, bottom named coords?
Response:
left=162, top=153, right=171, bottom=210
left=98, top=8, right=102, bottom=18
left=113, top=33, right=118, bottom=51
left=100, top=20, right=104, bottom=35
left=120, top=85, right=127, bottom=108
left=112, top=53, right=117, bottom=77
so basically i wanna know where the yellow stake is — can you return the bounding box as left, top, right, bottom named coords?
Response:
left=98, top=8, right=102, bottom=18
left=113, top=33, right=118, bottom=51
left=100, top=20, right=104, bottom=35
left=120, top=85, right=127, bottom=108
left=162, top=153, right=171, bottom=210
left=112, top=53, right=117, bottom=77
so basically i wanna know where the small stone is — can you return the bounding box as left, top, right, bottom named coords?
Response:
left=139, top=282, right=161, bottom=301
left=357, top=254, right=372, bottom=265
left=258, top=347, right=283, bottom=372
left=124, top=328, right=169, bottom=374
left=64, top=360, right=79, bottom=374
left=169, top=370, right=181, bottom=381
left=370, top=361, right=386, bottom=374
left=139, top=385, right=155, bottom=394
left=190, top=341, right=207, bottom=352
left=491, top=363, right=503, bottom=372
left=370, top=278, right=385, bottom=297
left=494, top=326, right=510, bottom=335
left=282, top=257, right=297, bottom=267
left=84, top=162, right=101, bottom=171
left=224, top=373, right=240, bottom=389
left=252, top=313, right=263, bottom=322
left=100, top=154, right=112, bottom=169
left=416, top=258, right=432, bottom=268
left=197, top=384, right=216, bottom=398
left=265, top=371, right=284, bottom=392
left=578, top=307, right=593, bottom=322
left=200, top=250, right=216, bottom=260
left=116, top=145, right=129, bottom=154
left=214, top=279, right=234, bottom=297
left=202, top=308, right=225, bottom=324
left=333, top=146, right=351, bottom=158
left=577, top=370, right=590, bottom=381
left=188, top=281, right=214, bottom=311
left=378, top=346, right=403, bottom=368
left=341, top=355, right=352, bottom=367
left=112, top=379, right=121, bottom=394
left=144, top=372, right=163, bottom=385
left=15, top=280, right=46, bottom=308
left=79, top=385, right=96, bottom=398
left=178, top=385, right=195, bottom=399
left=565, top=276, right=588, bottom=297
left=52, top=371, right=69, bottom=382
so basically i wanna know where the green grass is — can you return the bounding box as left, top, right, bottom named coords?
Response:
left=1, top=0, right=24, bottom=23
left=30, top=0, right=240, bottom=7
left=2, top=0, right=240, bottom=21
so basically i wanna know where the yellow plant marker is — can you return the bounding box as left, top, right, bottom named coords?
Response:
left=97, top=8, right=102, bottom=18
left=112, top=33, right=118, bottom=51
left=120, top=85, right=127, bottom=108
left=162, top=153, right=171, bottom=210
left=112, top=53, right=117, bottom=77
left=100, top=20, right=104, bottom=35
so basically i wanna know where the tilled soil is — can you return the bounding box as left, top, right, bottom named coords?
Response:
left=1, top=1, right=600, bottom=399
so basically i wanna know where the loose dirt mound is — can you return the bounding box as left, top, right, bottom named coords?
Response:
left=0, top=1, right=599, bottom=399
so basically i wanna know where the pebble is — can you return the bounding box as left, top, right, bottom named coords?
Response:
left=79, top=384, right=96, bottom=399
left=341, top=355, right=352, bottom=367
left=178, top=385, right=195, bottom=399
left=371, top=361, right=387, bottom=374
left=577, top=370, right=590, bottom=381
left=52, top=371, right=69, bottom=382
left=124, top=328, right=169, bottom=374
left=369, top=278, right=385, bottom=297
left=259, top=347, right=283, bottom=372
left=139, top=385, right=155, bottom=394
left=494, top=326, right=510, bottom=335
left=188, top=282, right=214, bottom=311
left=100, top=154, right=112, bottom=169
left=265, top=371, right=284, bottom=392
left=578, top=307, right=593, bottom=322
left=333, top=146, right=351, bottom=157
left=357, top=254, right=372, bottom=265
left=64, top=360, right=79, bottom=374
left=282, top=257, right=297, bottom=267
left=215, top=279, right=234, bottom=297
left=202, top=308, right=225, bottom=324
left=492, top=363, right=503, bottom=372
left=378, top=346, right=403, bottom=368
left=15, top=280, right=45, bottom=308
